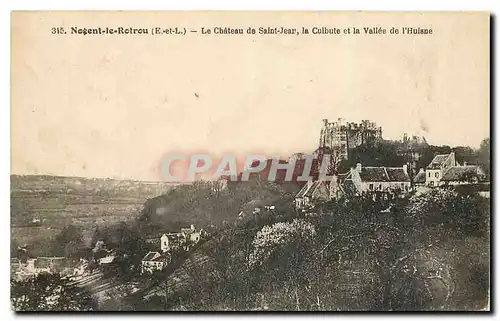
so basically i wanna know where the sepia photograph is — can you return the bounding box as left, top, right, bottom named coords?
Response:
left=10, top=11, right=490, bottom=312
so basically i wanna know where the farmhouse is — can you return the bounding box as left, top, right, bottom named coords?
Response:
left=348, top=163, right=411, bottom=194
left=160, top=225, right=203, bottom=253
left=141, top=251, right=170, bottom=274
left=420, top=152, right=487, bottom=187
left=294, top=180, right=329, bottom=209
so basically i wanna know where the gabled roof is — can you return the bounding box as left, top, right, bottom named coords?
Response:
left=142, top=251, right=162, bottom=262
left=441, top=165, right=485, bottom=182
left=427, top=154, right=454, bottom=169
left=296, top=181, right=323, bottom=198
left=306, top=181, right=323, bottom=197
left=181, top=227, right=195, bottom=234
left=162, top=232, right=184, bottom=239
left=385, top=168, right=411, bottom=182
left=99, top=255, right=115, bottom=264
left=296, top=183, right=311, bottom=198
left=359, top=167, right=410, bottom=182
left=359, top=167, right=387, bottom=181
left=413, top=171, right=426, bottom=183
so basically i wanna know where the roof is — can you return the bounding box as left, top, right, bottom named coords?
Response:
left=180, top=228, right=194, bottom=234
left=162, top=232, right=184, bottom=240
left=306, top=181, right=323, bottom=197
left=386, top=168, right=410, bottom=182
left=413, top=171, right=426, bottom=183
left=427, top=154, right=453, bottom=169
left=441, top=166, right=485, bottom=182
left=99, top=256, right=115, bottom=264
left=359, top=167, right=410, bottom=182
left=296, top=183, right=310, bottom=198
left=296, top=181, right=322, bottom=198
left=142, top=251, right=162, bottom=262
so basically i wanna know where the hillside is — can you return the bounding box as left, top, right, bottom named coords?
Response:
left=139, top=179, right=301, bottom=233
left=132, top=189, right=490, bottom=311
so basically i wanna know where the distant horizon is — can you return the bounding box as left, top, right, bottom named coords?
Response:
left=10, top=133, right=489, bottom=182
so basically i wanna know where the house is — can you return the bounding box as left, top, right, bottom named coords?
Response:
left=142, top=225, right=204, bottom=274
left=160, top=233, right=185, bottom=253
left=329, top=172, right=356, bottom=199
left=160, top=225, right=203, bottom=253
left=440, top=165, right=486, bottom=185
left=294, top=180, right=330, bottom=209
left=331, top=163, right=411, bottom=200
left=349, top=163, right=411, bottom=194
left=181, top=225, right=203, bottom=251
left=421, top=152, right=487, bottom=187
left=425, top=152, right=457, bottom=187
left=141, top=251, right=169, bottom=274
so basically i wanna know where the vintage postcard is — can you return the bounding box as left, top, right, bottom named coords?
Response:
left=10, top=11, right=490, bottom=311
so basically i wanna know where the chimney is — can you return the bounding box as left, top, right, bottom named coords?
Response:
left=418, top=168, right=424, bottom=174
left=403, top=164, right=408, bottom=174
left=356, top=163, right=362, bottom=172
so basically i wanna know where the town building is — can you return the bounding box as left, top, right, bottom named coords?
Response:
left=414, top=152, right=487, bottom=187
left=336, top=163, right=411, bottom=198
left=181, top=225, right=202, bottom=249
left=141, top=251, right=170, bottom=274
left=160, top=225, right=203, bottom=253
left=160, top=233, right=185, bottom=253
left=294, top=181, right=330, bottom=209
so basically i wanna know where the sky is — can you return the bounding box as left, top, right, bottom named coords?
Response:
left=11, top=12, right=490, bottom=181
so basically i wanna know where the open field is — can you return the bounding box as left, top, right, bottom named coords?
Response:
left=11, top=175, right=174, bottom=246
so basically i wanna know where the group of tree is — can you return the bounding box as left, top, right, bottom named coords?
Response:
left=136, top=185, right=489, bottom=311
left=11, top=273, right=97, bottom=311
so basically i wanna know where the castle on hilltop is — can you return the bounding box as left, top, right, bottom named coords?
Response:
left=318, top=118, right=383, bottom=160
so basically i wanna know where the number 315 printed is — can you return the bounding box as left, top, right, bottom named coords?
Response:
left=51, top=27, right=66, bottom=35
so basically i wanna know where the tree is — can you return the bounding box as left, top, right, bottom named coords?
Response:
left=52, top=225, right=86, bottom=258
left=11, top=273, right=97, bottom=311
left=248, top=219, right=316, bottom=271
left=477, top=138, right=490, bottom=177
left=64, top=240, right=87, bottom=258
left=389, top=189, right=490, bottom=310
